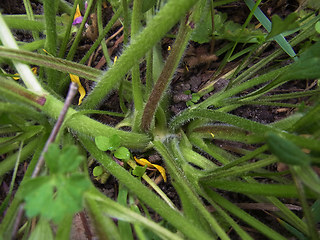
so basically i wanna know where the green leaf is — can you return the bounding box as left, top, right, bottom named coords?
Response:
left=23, top=174, right=90, bottom=223
left=58, top=145, right=85, bottom=173
left=293, top=166, right=320, bottom=195
left=45, top=144, right=84, bottom=174
left=308, top=0, right=320, bottom=10
left=315, top=21, right=320, bottom=34
left=191, top=1, right=212, bottom=44
left=132, top=165, right=147, bottom=178
left=266, top=132, right=311, bottom=166
left=142, top=0, right=157, bottom=13
left=22, top=144, right=91, bottom=223
left=267, top=13, right=299, bottom=39
left=205, top=180, right=303, bottom=198
left=23, top=178, right=55, bottom=219
left=93, top=165, right=104, bottom=177
left=28, top=218, right=54, bottom=240
left=186, top=100, right=195, bottom=107
left=95, top=135, right=121, bottom=151
left=114, top=147, right=131, bottom=161
left=44, top=144, right=60, bottom=174
left=191, top=93, right=200, bottom=103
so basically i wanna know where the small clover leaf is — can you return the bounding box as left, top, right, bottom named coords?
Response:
left=191, top=93, right=200, bottom=103
left=95, top=135, right=121, bottom=151
left=114, top=147, right=131, bottom=161
left=132, top=165, right=148, bottom=178
left=93, top=165, right=104, bottom=177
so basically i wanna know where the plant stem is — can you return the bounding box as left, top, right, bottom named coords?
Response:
left=80, top=0, right=199, bottom=110
left=32, top=82, right=78, bottom=177
left=0, top=14, right=44, bottom=94
left=43, top=0, right=59, bottom=89
left=40, top=95, right=150, bottom=149
left=141, top=19, right=192, bottom=131
left=131, top=0, right=144, bottom=132
left=0, top=47, right=102, bottom=82
left=291, top=168, right=320, bottom=240
left=59, top=0, right=81, bottom=58
left=66, top=0, right=95, bottom=61
left=23, top=0, right=39, bottom=42
left=97, top=0, right=112, bottom=67
left=79, top=6, right=123, bottom=65
left=154, top=140, right=231, bottom=240
left=79, top=136, right=214, bottom=240
left=121, top=0, right=129, bottom=45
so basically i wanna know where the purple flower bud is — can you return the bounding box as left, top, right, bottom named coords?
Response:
left=73, top=16, right=83, bottom=25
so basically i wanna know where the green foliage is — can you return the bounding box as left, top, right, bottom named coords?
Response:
left=308, top=0, right=320, bottom=10
left=266, top=132, right=311, bottom=166
left=93, top=165, right=104, bottom=177
left=192, top=9, right=263, bottom=44
left=28, top=218, right=54, bottom=240
left=95, top=135, right=121, bottom=151
left=44, top=143, right=85, bottom=173
left=21, top=144, right=90, bottom=223
left=132, top=165, right=147, bottom=178
left=1, top=0, right=320, bottom=239
left=316, top=21, right=320, bottom=33
left=142, top=0, right=157, bottom=13
left=186, top=92, right=201, bottom=107
left=114, top=146, right=131, bottom=161
left=267, top=13, right=300, bottom=39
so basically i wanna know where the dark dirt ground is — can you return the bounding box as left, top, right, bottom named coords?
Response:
left=0, top=0, right=318, bottom=239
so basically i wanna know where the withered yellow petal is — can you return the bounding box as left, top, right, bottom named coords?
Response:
left=12, top=67, right=37, bottom=80
left=69, top=73, right=86, bottom=105
left=74, top=4, right=82, bottom=20
left=134, top=157, right=167, bottom=182
left=31, top=67, right=37, bottom=75
left=12, top=73, right=20, bottom=80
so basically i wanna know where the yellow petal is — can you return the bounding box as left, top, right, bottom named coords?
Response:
left=74, top=4, right=82, bottom=20
left=69, top=74, right=86, bottom=105
left=12, top=73, right=20, bottom=80
left=210, top=132, right=215, bottom=138
left=152, top=164, right=167, bottom=182
left=31, top=67, right=37, bottom=75
left=12, top=67, right=37, bottom=80
left=134, top=157, right=167, bottom=182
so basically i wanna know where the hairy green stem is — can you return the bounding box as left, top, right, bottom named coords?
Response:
left=23, top=0, right=39, bottom=41
left=0, top=14, right=44, bottom=94
left=141, top=20, right=192, bottom=131
left=43, top=0, right=59, bottom=88
left=32, top=82, right=78, bottom=177
left=97, top=0, right=111, bottom=67
left=154, top=139, right=231, bottom=240
left=79, top=135, right=214, bottom=240
left=291, top=168, right=320, bottom=240
left=0, top=47, right=102, bottom=81
left=79, top=6, right=123, bottom=65
left=80, top=0, right=199, bottom=110
left=204, top=188, right=287, bottom=240
left=121, top=0, right=129, bottom=45
left=40, top=94, right=150, bottom=149
left=85, top=196, right=121, bottom=240
left=131, top=0, right=144, bottom=131
left=58, top=0, right=81, bottom=58
left=66, top=0, right=95, bottom=61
